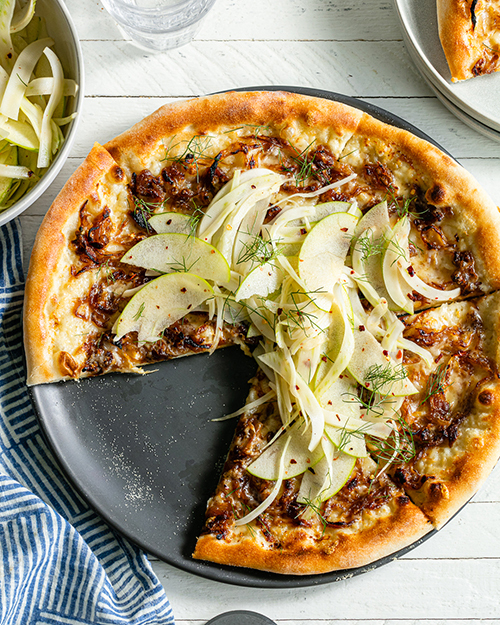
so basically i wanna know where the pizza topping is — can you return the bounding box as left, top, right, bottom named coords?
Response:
left=452, top=250, right=481, bottom=293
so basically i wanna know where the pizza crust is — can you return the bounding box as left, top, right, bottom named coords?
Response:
left=24, top=143, right=125, bottom=385
left=399, top=293, right=500, bottom=528
left=437, top=0, right=500, bottom=82
left=193, top=498, right=431, bottom=575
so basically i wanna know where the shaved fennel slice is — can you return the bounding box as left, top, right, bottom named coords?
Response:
left=0, top=37, right=53, bottom=120
left=234, top=434, right=291, bottom=526
left=197, top=169, right=278, bottom=241
left=37, top=46, right=63, bottom=168
left=216, top=180, right=282, bottom=263
left=0, top=0, right=16, bottom=69
left=259, top=348, right=325, bottom=451
left=0, top=163, right=31, bottom=178
left=213, top=389, right=276, bottom=422
left=0, top=64, right=8, bottom=102
left=20, top=97, right=42, bottom=138
left=397, top=337, right=434, bottom=368
left=398, top=262, right=461, bottom=303
left=314, top=284, right=355, bottom=398
left=10, top=0, right=35, bottom=32
left=275, top=173, right=357, bottom=206
left=26, top=76, right=78, bottom=97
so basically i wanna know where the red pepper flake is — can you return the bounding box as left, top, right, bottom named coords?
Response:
left=180, top=287, right=187, bottom=293
left=327, top=400, right=333, bottom=405
left=295, top=385, right=300, bottom=391
left=350, top=270, right=355, bottom=275
left=383, top=349, right=389, bottom=357
left=187, top=304, right=192, bottom=310
left=322, top=356, right=328, bottom=362
left=290, top=459, right=297, bottom=465
left=166, top=219, right=172, bottom=225
left=300, top=228, right=307, bottom=235
left=366, top=382, right=370, bottom=388
left=359, top=325, right=365, bottom=331
left=397, top=349, right=403, bottom=359
left=340, top=227, right=348, bottom=232
left=277, top=308, right=283, bottom=315
left=407, top=265, right=415, bottom=277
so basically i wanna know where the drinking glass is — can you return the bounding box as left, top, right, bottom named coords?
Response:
left=100, top=0, right=217, bottom=52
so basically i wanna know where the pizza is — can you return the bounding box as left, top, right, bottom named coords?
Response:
left=23, top=90, right=500, bottom=575
left=437, top=0, right=500, bottom=82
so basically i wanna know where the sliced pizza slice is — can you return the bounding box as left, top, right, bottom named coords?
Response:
left=437, top=0, right=500, bottom=82
left=391, top=292, right=500, bottom=527
left=193, top=373, right=432, bottom=575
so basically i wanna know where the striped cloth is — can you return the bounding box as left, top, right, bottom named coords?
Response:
left=0, top=220, right=175, bottom=625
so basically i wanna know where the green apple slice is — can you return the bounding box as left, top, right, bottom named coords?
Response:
left=148, top=212, right=191, bottom=234
left=325, top=424, right=368, bottom=458
left=347, top=325, right=417, bottom=397
left=234, top=260, right=284, bottom=301
left=298, top=212, right=358, bottom=309
left=0, top=118, right=39, bottom=150
left=247, top=419, right=324, bottom=480
left=297, top=440, right=355, bottom=504
left=315, top=373, right=362, bottom=418
left=113, top=272, right=214, bottom=343
left=121, top=233, right=230, bottom=285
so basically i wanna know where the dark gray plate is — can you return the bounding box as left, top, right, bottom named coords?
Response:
left=30, top=87, right=440, bottom=588
left=206, top=610, right=276, bottom=624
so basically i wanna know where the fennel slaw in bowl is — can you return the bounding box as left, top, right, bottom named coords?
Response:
left=0, top=0, right=83, bottom=227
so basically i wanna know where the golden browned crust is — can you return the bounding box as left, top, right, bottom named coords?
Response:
left=437, top=0, right=477, bottom=82
left=437, top=0, right=500, bottom=82
left=104, top=91, right=364, bottom=174
left=23, top=143, right=121, bottom=385
left=400, top=292, right=500, bottom=528
left=193, top=499, right=431, bottom=575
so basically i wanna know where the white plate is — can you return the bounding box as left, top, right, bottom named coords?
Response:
left=403, top=31, right=500, bottom=143
left=393, top=0, right=500, bottom=132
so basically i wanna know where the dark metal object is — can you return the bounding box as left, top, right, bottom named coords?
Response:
left=206, top=610, right=276, bottom=624
left=29, top=87, right=443, bottom=588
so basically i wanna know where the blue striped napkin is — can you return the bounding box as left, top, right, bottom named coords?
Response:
left=0, top=219, right=175, bottom=625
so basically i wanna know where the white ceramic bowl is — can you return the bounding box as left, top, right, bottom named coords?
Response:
left=0, top=0, right=84, bottom=227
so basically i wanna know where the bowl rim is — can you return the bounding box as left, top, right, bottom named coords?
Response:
left=0, top=0, right=85, bottom=228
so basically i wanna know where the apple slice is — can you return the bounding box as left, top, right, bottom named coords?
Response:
left=297, top=440, right=355, bottom=504
left=315, top=373, right=362, bottom=419
left=148, top=212, right=191, bottom=234
left=325, top=424, right=368, bottom=458
left=113, top=272, right=213, bottom=343
left=121, top=233, right=230, bottom=285
left=234, top=260, right=284, bottom=301
left=298, top=212, right=358, bottom=309
left=347, top=325, right=417, bottom=397
left=247, top=420, right=324, bottom=480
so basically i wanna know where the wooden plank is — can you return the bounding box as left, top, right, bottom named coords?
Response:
left=81, top=40, right=430, bottom=98
left=148, top=558, right=500, bottom=621
left=70, top=0, right=401, bottom=43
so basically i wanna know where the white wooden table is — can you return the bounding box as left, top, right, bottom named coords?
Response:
left=20, top=0, right=500, bottom=622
